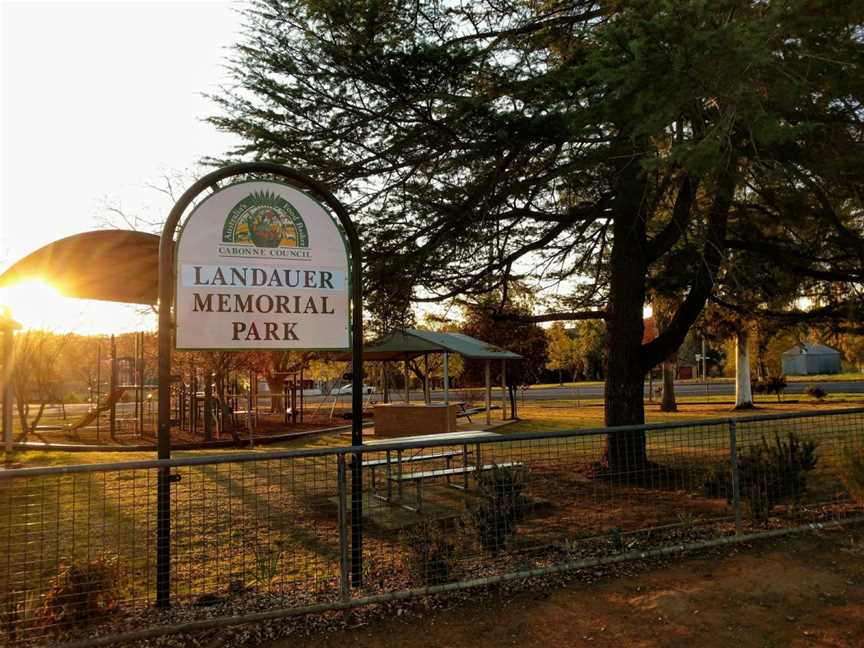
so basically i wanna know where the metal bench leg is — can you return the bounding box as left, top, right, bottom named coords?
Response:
left=446, top=455, right=452, bottom=485
left=397, top=450, right=403, bottom=501
left=385, top=449, right=392, bottom=502
left=463, top=444, right=469, bottom=490
left=416, top=479, right=423, bottom=512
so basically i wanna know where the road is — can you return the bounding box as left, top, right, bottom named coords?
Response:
left=43, top=378, right=864, bottom=417
left=426, top=378, right=864, bottom=401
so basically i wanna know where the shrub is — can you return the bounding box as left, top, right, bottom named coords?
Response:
left=252, top=541, right=285, bottom=589
left=702, top=432, right=818, bottom=521
left=838, top=448, right=864, bottom=505
left=702, top=462, right=731, bottom=500
left=1, top=591, right=35, bottom=642
left=805, top=385, right=828, bottom=401
left=400, top=519, right=457, bottom=585
left=739, top=432, right=818, bottom=520
left=470, top=464, right=529, bottom=554
left=37, top=557, right=120, bottom=629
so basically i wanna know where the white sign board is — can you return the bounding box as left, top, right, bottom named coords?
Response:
left=175, top=181, right=350, bottom=350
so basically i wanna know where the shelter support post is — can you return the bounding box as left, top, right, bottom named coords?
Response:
left=424, top=354, right=430, bottom=404
left=501, top=359, right=507, bottom=420
left=191, top=370, right=198, bottom=433
left=134, top=334, right=140, bottom=426
left=2, top=322, right=15, bottom=456
left=96, top=342, right=101, bottom=440
left=138, top=332, right=145, bottom=435
left=404, top=359, right=409, bottom=404
left=443, top=351, right=450, bottom=432
left=110, top=334, right=117, bottom=439
left=204, top=373, right=213, bottom=441
left=485, top=360, right=491, bottom=426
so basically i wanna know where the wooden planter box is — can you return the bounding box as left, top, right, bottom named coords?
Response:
left=373, top=403, right=459, bottom=437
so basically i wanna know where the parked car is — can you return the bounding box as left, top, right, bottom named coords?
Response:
left=337, top=383, right=376, bottom=395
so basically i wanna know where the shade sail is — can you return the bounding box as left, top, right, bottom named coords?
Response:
left=339, top=329, right=522, bottom=362
left=0, top=230, right=160, bottom=305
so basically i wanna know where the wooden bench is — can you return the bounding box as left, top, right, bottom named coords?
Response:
left=390, top=461, right=522, bottom=512
left=363, top=450, right=463, bottom=499
left=364, top=431, right=502, bottom=508
left=456, top=402, right=502, bottom=423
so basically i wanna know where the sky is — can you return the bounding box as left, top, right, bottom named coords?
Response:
left=0, top=0, right=243, bottom=333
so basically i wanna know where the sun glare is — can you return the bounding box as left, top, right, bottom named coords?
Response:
left=0, top=279, right=155, bottom=334
left=0, top=280, right=62, bottom=328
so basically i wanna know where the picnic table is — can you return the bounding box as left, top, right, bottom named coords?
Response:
left=364, top=431, right=506, bottom=511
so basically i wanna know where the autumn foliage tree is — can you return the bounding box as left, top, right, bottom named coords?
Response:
left=212, top=0, right=864, bottom=468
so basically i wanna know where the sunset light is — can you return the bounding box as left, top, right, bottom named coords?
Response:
left=2, top=2, right=863, bottom=645
left=0, top=279, right=154, bottom=334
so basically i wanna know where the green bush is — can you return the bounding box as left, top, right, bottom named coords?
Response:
left=251, top=541, right=285, bottom=589
left=37, top=557, right=121, bottom=629
left=703, top=432, right=818, bottom=521
left=470, top=464, right=529, bottom=554
left=838, top=448, right=864, bottom=505
left=400, top=519, right=457, bottom=585
left=740, top=432, right=818, bottom=520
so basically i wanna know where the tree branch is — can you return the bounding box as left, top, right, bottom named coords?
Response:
left=645, top=174, right=699, bottom=263
left=493, top=309, right=605, bottom=323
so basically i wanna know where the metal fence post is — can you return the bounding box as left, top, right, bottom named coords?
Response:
left=337, top=454, right=350, bottom=601
left=350, top=450, right=363, bottom=587
left=729, top=419, right=742, bottom=535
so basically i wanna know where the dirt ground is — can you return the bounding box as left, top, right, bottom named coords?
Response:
left=270, top=528, right=864, bottom=648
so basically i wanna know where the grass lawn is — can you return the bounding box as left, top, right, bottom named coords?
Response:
left=518, top=373, right=864, bottom=390
left=6, top=395, right=864, bottom=469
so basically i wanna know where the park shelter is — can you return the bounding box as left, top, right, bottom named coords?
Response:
left=0, top=230, right=159, bottom=304
left=344, top=328, right=522, bottom=427
left=781, top=343, right=841, bottom=375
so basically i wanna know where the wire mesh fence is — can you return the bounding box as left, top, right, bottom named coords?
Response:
left=1, top=407, right=863, bottom=645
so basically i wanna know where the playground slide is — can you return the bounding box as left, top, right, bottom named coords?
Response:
left=65, top=387, right=127, bottom=431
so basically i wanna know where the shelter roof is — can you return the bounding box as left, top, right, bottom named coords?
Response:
left=0, top=230, right=159, bottom=305
left=341, top=329, right=522, bottom=362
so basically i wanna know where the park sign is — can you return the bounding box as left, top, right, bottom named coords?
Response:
left=174, top=180, right=350, bottom=350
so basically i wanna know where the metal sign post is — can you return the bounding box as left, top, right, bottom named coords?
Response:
left=156, top=163, right=363, bottom=608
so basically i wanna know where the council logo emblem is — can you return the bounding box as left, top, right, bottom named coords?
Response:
left=222, top=190, right=310, bottom=249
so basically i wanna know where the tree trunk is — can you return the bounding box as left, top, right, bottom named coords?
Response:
left=660, top=359, right=677, bottom=412
left=265, top=376, right=284, bottom=413
left=603, top=200, right=648, bottom=471
left=16, top=396, right=29, bottom=441
left=30, top=401, right=46, bottom=429
left=734, top=328, right=754, bottom=409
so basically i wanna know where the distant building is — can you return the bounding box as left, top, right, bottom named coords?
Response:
left=781, top=343, right=841, bottom=375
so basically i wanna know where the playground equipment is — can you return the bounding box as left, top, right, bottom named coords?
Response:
left=90, top=332, right=148, bottom=439
left=314, top=363, right=377, bottom=421
left=31, top=331, right=150, bottom=440
left=171, top=366, right=315, bottom=442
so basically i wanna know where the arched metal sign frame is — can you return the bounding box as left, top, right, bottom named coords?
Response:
left=156, top=162, right=364, bottom=607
